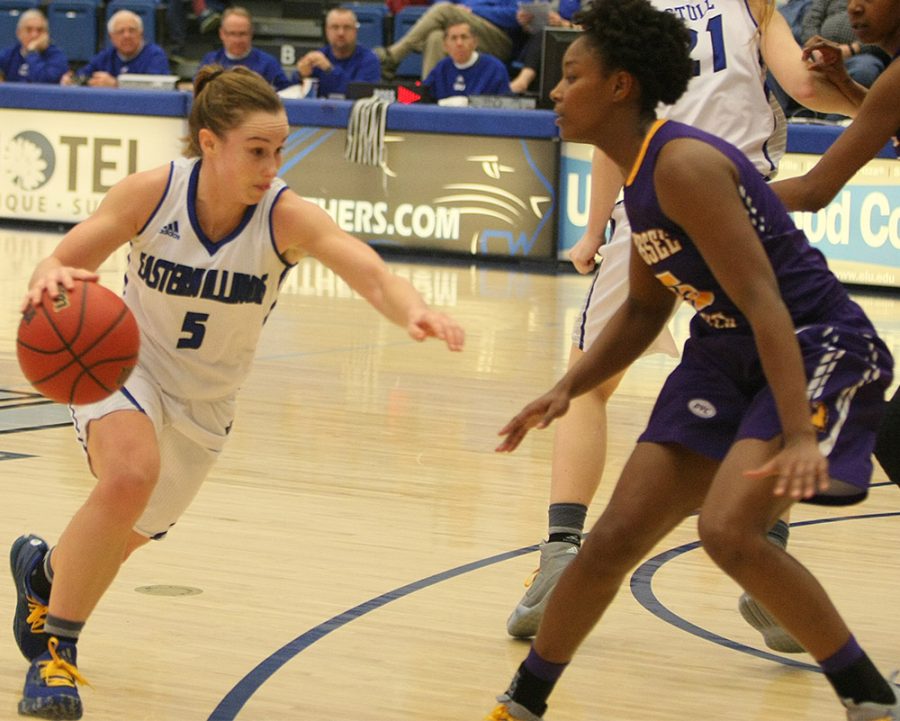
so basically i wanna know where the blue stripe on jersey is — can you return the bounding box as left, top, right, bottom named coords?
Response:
left=136, top=162, right=176, bottom=237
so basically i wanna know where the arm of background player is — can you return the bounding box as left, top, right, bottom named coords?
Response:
left=771, top=58, right=900, bottom=211
left=757, top=3, right=861, bottom=118
left=568, top=147, right=625, bottom=274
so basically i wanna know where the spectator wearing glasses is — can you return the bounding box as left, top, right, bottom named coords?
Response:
left=294, top=7, right=380, bottom=98
left=197, top=6, right=291, bottom=91
left=61, top=10, right=170, bottom=87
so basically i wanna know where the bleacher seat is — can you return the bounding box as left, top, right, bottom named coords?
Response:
left=0, top=0, right=40, bottom=47
left=48, top=0, right=98, bottom=63
left=393, top=4, right=427, bottom=77
left=342, top=3, right=387, bottom=49
left=104, top=0, right=159, bottom=46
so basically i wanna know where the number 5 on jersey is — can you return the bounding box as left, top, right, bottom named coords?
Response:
left=178, top=312, right=209, bottom=349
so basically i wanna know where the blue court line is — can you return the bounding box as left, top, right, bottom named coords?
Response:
left=206, top=545, right=538, bottom=721
left=631, top=508, right=900, bottom=673
left=208, top=494, right=899, bottom=720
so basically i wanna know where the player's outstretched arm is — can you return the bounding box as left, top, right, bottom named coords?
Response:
left=274, top=192, right=465, bottom=351
left=497, top=244, right=674, bottom=452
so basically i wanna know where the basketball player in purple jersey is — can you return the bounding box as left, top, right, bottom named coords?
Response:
left=485, top=1, right=896, bottom=719
left=505, top=0, right=866, bottom=651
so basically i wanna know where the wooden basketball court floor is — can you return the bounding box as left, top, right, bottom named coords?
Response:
left=0, top=223, right=897, bottom=721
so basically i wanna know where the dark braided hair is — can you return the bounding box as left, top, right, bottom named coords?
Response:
left=185, top=65, right=284, bottom=157
left=574, top=0, right=693, bottom=118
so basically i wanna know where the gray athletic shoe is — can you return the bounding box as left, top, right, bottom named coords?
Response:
left=506, top=541, right=578, bottom=639
left=737, top=592, right=804, bottom=653
left=843, top=672, right=900, bottom=720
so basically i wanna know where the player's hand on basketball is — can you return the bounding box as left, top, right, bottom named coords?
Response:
left=496, top=387, right=571, bottom=453
left=22, top=265, right=99, bottom=312
left=568, top=233, right=602, bottom=274
left=744, top=434, right=830, bottom=500
left=407, top=310, right=465, bottom=351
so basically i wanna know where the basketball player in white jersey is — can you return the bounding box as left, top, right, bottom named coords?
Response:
left=10, top=65, right=464, bottom=720
left=505, top=0, right=864, bottom=647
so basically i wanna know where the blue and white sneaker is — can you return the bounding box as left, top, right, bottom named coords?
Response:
left=19, top=636, right=88, bottom=720
left=10, top=534, right=50, bottom=661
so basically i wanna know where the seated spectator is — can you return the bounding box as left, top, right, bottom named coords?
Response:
left=294, top=7, right=380, bottom=98
left=197, top=6, right=291, bottom=91
left=0, top=9, right=67, bottom=84
left=61, top=10, right=170, bottom=87
left=374, top=0, right=518, bottom=80
left=772, top=0, right=889, bottom=118
left=509, top=0, right=579, bottom=94
left=424, top=21, right=511, bottom=100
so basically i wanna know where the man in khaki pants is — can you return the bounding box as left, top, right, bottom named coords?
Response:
left=375, top=0, right=518, bottom=79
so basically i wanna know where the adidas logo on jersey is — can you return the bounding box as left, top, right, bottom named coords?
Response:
left=160, top=220, right=180, bottom=239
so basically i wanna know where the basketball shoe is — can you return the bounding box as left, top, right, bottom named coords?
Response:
left=507, top=541, right=578, bottom=639
left=10, top=534, right=50, bottom=660
left=843, top=672, right=900, bottom=721
left=485, top=698, right=544, bottom=721
left=737, top=592, right=804, bottom=654
left=19, top=636, right=88, bottom=720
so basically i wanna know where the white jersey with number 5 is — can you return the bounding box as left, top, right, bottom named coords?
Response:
left=658, top=0, right=786, bottom=177
left=124, top=157, right=294, bottom=401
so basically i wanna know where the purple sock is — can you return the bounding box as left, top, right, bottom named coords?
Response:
left=820, top=635, right=863, bottom=673
left=523, top=646, right=568, bottom=683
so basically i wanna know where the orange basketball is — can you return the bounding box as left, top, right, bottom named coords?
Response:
left=16, top=280, right=140, bottom=405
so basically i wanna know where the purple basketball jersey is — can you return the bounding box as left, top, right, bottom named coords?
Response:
left=624, top=120, right=894, bottom=502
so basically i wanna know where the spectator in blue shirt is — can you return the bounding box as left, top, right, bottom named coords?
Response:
left=294, top=7, right=380, bottom=98
left=197, top=6, right=291, bottom=91
left=0, top=9, right=67, bottom=84
left=375, top=0, right=519, bottom=79
left=424, top=21, right=511, bottom=100
left=61, top=10, right=170, bottom=87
